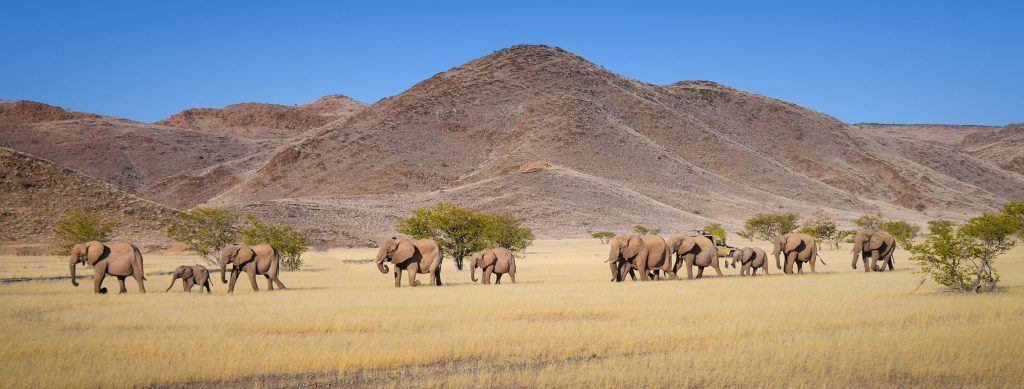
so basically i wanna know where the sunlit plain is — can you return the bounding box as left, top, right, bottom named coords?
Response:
left=1, top=239, right=1022, bottom=387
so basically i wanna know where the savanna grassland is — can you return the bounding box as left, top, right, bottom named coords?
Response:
left=2, top=239, right=1023, bottom=388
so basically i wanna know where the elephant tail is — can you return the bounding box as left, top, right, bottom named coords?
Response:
left=133, top=244, right=148, bottom=281
left=815, top=246, right=827, bottom=266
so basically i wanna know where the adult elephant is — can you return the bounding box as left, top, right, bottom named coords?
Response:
left=730, top=247, right=768, bottom=276
left=469, top=247, right=516, bottom=285
left=668, top=235, right=722, bottom=279
left=69, top=241, right=146, bottom=294
left=165, top=265, right=212, bottom=293
left=375, top=237, right=443, bottom=287
left=606, top=234, right=674, bottom=282
left=773, top=233, right=825, bottom=274
left=219, top=244, right=286, bottom=293
left=852, top=230, right=896, bottom=272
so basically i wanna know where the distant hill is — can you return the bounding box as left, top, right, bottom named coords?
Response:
left=3, top=46, right=1022, bottom=246
left=0, top=147, right=179, bottom=249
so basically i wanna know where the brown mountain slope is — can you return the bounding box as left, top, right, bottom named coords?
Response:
left=859, top=123, right=1024, bottom=176
left=154, top=95, right=366, bottom=140
left=0, top=147, right=179, bottom=248
left=216, top=45, right=1023, bottom=240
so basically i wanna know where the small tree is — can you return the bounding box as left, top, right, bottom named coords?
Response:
left=1003, top=199, right=1024, bottom=239
left=591, top=231, right=615, bottom=244
left=914, top=204, right=927, bottom=213
left=703, top=223, right=727, bottom=241
left=798, top=210, right=838, bottom=247
left=737, top=229, right=755, bottom=242
left=853, top=212, right=885, bottom=231
left=910, top=213, right=1019, bottom=293
left=743, top=213, right=799, bottom=240
left=166, top=207, right=239, bottom=265
left=633, top=225, right=650, bottom=235
left=396, top=202, right=533, bottom=270
left=239, top=215, right=309, bottom=271
left=880, top=220, right=920, bottom=250
left=54, top=209, right=118, bottom=255
left=481, top=212, right=534, bottom=254
left=834, top=230, right=857, bottom=249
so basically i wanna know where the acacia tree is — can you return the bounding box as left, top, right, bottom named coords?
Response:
left=743, top=213, right=799, bottom=240
left=396, top=202, right=533, bottom=270
left=702, top=223, right=727, bottom=241
left=797, top=210, right=838, bottom=247
left=166, top=207, right=239, bottom=265
left=591, top=231, right=615, bottom=244
left=880, top=220, right=921, bottom=250
left=853, top=212, right=885, bottom=231
left=54, top=209, right=119, bottom=255
left=911, top=209, right=1020, bottom=293
left=239, top=215, right=309, bottom=271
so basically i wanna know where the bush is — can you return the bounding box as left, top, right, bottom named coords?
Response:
left=914, top=203, right=927, bottom=212
left=55, top=209, right=118, bottom=255
left=743, top=213, right=799, bottom=240
left=910, top=210, right=1020, bottom=293
left=632, top=225, right=660, bottom=235
left=166, top=207, right=239, bottom=265
left=880, top=220, right=921, bottom=250
left=591, top=231, right=615, bottom=244
left=798, top=210, right=839, bottom=248
left=853, top=212, right=885, bottom=231
left=702, top=223, right=727, bottom=241
left=240, top=215, right=309, bottom=271
left=396, top=202, right=533, bottom=270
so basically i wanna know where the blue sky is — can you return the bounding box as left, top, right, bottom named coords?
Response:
left=2, top=0, right=1021, bottom=125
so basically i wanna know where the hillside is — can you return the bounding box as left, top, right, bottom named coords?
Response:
left=0, top=96, right=365, bottom=208
left=215, top=45, right=1024, bottom=240
left=0, top=147, right=179, bottom=249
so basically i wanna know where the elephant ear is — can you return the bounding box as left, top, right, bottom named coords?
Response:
left=85, top=241, right=105, bottom=265
left=181, top=266, right=193, bottom=279
left=392, top=239, right=416, bottom=263
left=233, top=246, right=254, bottom=266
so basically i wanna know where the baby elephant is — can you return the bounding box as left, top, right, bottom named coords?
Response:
left=730, top=247, right=769, bottom=276
left=469, top=247, right=517, bottom=284
left=166, top=265, right=212, bottom=293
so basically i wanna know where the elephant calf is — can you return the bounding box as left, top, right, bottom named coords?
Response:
left=470, top=247, right=517, bottom=285
left=730, top=247, right=768, bottom=276
left=166, top=265, right=212, bottom=293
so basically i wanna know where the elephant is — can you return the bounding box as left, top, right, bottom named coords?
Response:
left=851, top=230, right=896, bottom=272
left=469, top=247, right=517, bottom=284
left=772, top=233, right=826, bottom=274
left=375, top=237, right=443, bottom=287
left=606, top=234, right=675, bottom=282
left=730, top=247, right=768, bottom=276
left=668, top=235, right=722, bottom=279
left=219, top=243, right=286, bottom=293
left=69, top=241, right=146, bottom=294
left=165, top=265, right=212, bottom=293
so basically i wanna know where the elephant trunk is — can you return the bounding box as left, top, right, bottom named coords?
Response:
left=220, top=263, right=228, bottom=284
left=165, top=274, right=179, bottom=292
left=376, top=260, right=389, bottom=274
left=851, top=241, right=863, bottom=269
left=69, top=261, right=79, bottom=287
left=470, top=259, right=478, bottom=282
left=774, top=250, right=782, bottom=270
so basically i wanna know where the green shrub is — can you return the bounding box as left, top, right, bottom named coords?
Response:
left=743, top=213, right=799, bottom=240
left=54, top=209, right=118, bottom=255
left=240, top=215, right=309, bottom=271
left=165, top=207, right=239, bottom=265
left=591, top=231, right=615, bottom=244
left=396, top=202, right=533, bottom=270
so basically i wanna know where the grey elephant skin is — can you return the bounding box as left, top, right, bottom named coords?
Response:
left=219, top=244, right=286, bottom=293
left=375, top=238, right=443, bottom=287
left=852, top=230, right=896, bottom=272
left=730, top=247, right=768, bottom=276
left=469, top=247, right=517, bottom=284
left=69, top=241, right=146, bottom=294
left=166, top=265, right=212, bottom=293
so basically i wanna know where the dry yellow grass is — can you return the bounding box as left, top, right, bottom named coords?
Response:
left=1, top=239, right=1023, bottom=388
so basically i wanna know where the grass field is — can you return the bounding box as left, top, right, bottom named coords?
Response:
left=1, top=239, right=1023, bottom=388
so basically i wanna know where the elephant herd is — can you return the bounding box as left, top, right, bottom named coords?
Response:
left=65, top=229, right=897, bottom=294
left=606, top=230, right=898, bottom=282
left=68, top=241, right=286, bottom=294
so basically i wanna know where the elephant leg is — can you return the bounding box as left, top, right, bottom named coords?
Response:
left=696, top=266, right=705, bottom=279
left=744, top=263, right=751, bottom=276
left=495, top=273, right=503, bottom=284
left=685, top=257, right=695, bottom=280
left=483, top=267, right=493, bottom=285
left=712, top=261, right=724, bottom=277
left=228, top=270, right=239, bottom=293
left=394, top=267, right=403, bottom=287
left=408, top=263, right=421, bottom=287
left=433, top=262, right=442, bottom=286
left=247, top=269, right=259, bottom=291
left=870, top=251, right=881, bottom=272
left=784, top=252, right=796, bottom=274
left=638, top=262, right=651, bottom=281
left=185, top=279, right=194, bottom=292
left=809, top=258, right=817, bottom=273
left=273, top=277, right=287, bottom=290
left=117, top=276, right=128, bottom=294
left=672, top=255, right=683, bottom=274
left=265, top=274, right=274, bottom=291
left=796, top=261, right=804, bottom=274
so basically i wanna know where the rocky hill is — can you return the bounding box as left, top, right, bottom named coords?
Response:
left=215, top=45, right=1024, bottom=240
left=0, top=147, right=179, bottom=250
